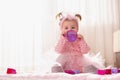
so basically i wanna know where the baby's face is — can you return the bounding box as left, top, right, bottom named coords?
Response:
left=61, top=20, right=78, bottom=35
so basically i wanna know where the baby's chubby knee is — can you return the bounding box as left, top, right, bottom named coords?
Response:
left=51, top=63, right=64, bottom=73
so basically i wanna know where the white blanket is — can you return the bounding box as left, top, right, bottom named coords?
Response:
left=0, top=73, right=120, bottom=80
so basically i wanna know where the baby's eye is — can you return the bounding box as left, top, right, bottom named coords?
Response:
left=65, top=27, right=68, bottom=30
left=71, top=26, right=75, bottom=29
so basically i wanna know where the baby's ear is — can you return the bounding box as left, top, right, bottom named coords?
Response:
left=56, top=12, right=63, bottom=21
left=75, top=14, right=82, bottom=21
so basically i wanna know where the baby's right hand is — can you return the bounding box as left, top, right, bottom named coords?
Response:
left=62, top=34, right=66, bottom=37
left=62, top=31, right=67, bottom=37
left=61, top=34, right=68, bottom=42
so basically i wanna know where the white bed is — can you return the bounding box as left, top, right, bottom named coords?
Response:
left=0, top=73, right=120, bottom=80
left=0, top=51, right=116, bottom=80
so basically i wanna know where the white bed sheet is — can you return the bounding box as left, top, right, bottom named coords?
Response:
left=0, top=73, right=120, bottom=80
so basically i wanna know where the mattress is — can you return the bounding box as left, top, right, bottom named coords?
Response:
left=0, top=73, right=120, bottom=80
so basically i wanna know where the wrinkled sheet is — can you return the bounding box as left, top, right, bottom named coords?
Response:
left=0, top=73, right=120, bottom=80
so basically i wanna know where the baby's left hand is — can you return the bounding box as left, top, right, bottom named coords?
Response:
left=77, top=34, right=84, bottom=40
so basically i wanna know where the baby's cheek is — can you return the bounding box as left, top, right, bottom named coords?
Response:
left=62, top=29, right=67, bottom=34
left=74, top=26, right=78, bottom=32
left=61, top=31, right=65, bottom=35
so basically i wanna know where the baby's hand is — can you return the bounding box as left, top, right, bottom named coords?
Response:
left=62, top=34, right=66, bottom=37
left=61, top=34, right=68, bottom=41
left=62, top=31, right=67, bottom=37
left=77, top=34, right=84, bottom=40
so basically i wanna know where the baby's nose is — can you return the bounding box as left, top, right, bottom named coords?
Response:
left=67, top=28, right=72, bottom=31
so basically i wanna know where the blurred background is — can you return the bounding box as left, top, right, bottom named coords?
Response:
left=0, top=0, right=120, bottom=73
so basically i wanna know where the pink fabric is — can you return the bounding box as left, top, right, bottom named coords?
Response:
left=55, top=35, right=90, bottom=71
left=55, top=35, right=90, bottom=56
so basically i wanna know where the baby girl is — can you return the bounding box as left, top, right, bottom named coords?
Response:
left=52, top=12, right=103, bottom=73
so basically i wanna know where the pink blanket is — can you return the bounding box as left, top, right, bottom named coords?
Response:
left=0, top=73, right=120, bottom=80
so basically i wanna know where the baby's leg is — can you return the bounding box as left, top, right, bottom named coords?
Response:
left=51, top=54, right=66, bottom=73
left=82, top=56, right=104, bottom=73
left=51, top=63, right=63, bottom=72
left=83, top=65, right=98, bottom=73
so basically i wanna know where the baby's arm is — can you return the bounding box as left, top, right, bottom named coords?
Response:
left=78, top=34, right=90, bottom=54
left=55, top=35, right=68, bottom=54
